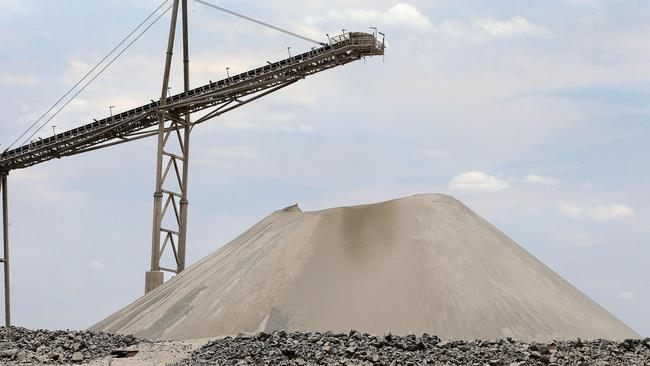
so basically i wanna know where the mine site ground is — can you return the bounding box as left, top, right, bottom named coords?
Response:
left=1, top=327, right=649, bottom=365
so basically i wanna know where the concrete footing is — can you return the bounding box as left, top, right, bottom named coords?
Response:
left=145, top=271, right=164, bottom=294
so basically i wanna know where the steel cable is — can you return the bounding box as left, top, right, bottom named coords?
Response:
left=16, top=3, right=173, bottom=148
left=193, top=0, right=325, bottom=46
left=4, top=0, right=171, bottom=152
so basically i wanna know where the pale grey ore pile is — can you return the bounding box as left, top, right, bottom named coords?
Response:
left=0, top=326, right=138, bottom=364
left=173, top=330, right=650, bottom=366
left=92, top=195, right=639, bottom=342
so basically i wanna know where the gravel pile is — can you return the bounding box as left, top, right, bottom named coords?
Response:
left=173, top=330, right=650, bottom=366
left=92, top=195, right=640, bottom=342
left=0, top=326, right=138, bottom=364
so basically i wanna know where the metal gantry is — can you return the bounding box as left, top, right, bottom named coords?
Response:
left=0, top=35, right=384, bottom=171
left=0, top=0, right=385, bottom=323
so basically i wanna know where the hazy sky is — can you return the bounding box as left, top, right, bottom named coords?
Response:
left=0, top=0, right=648, bottom=336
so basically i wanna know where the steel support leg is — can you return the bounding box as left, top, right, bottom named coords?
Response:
left=146, top=0, right=192, bottom=293
left=1, top=173, right=10, bottom=326
left=147, top=0, right=180, bottom=294
left=177, top=0, right=191, bottom=273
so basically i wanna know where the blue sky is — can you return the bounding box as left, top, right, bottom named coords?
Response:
left=0, top=0, right=648, bottom=336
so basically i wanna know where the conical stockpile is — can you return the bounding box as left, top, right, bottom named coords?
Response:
left=91, top=194, right=638, bottom=341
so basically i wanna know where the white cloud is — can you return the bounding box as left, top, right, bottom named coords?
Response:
left=419, top=148, right=449, bottom=158
left=63, top=57, right=93, bottom=84
left=617, top=291, right=638, bottom=300
left=206, top=146, right=260, bottom=159
left=566, top=0, right=604, bottom=8
left=303, top=7, right=549, bottom=42
left=194, top=146, right=261, bottom=168
left=220, top=118, right=313, bottom=133
left=0, top=72, right=40, bottom=86
left=221, top=120, right=259, bottom=129
left=449, top=171, right=510, bottom=192
left=307, top=3, right=432, bottom=31
left=473, top=16, right=551, bottom=38
left=524, top=174, right=559, bottom=185
left=0, top=0, right=24, bottom=18
left=518, top=207, right=542, bottom=216
left=89, top=260, right=104, bottom=270
left=431, top=20, right=469, bottom=37
left=297, top=124, right=314, bottom=133
left=558, top=202, right=635, bottom=221
left=64, top=98, right=91, bottom=113
left=547, top=230, right=604, bottom=247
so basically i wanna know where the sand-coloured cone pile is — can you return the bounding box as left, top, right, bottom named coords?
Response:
left=91, top=194, right=638, bottom=341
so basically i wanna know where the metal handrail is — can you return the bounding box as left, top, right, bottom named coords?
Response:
left=0, top=32, right=384, bottom=171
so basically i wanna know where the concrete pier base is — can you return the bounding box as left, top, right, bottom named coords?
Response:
left=145, top=271, right=164, bottom=293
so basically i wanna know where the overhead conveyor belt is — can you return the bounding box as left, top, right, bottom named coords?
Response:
left=0, top=32, right=384, bottom=172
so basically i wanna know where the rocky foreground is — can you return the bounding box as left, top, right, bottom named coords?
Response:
left=172, top=330, right=650, bottom=366
left=1, top=328, right=649, bottom=365
left=0, top=326, right=138, bottom=364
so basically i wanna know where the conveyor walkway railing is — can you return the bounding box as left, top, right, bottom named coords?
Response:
left=0, top=32, right=384, bottom=172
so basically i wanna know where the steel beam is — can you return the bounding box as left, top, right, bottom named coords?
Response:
left=1, top=173, right=10, bottom=326
left=147, top=0, right=182, bottom=293
left=147, top=0, right=193, bottom=293
left=0, top=28, right=384, bottom=296
left=178, top=0, right=191, bottom=273
left=0, top=32, right=384, bottom=172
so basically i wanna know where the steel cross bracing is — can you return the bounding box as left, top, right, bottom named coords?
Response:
left=0, top=34, right=384, bottom=172
left=147, top=0, right=192, bottom=292
left=0, top=2, right=384, bottom=308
